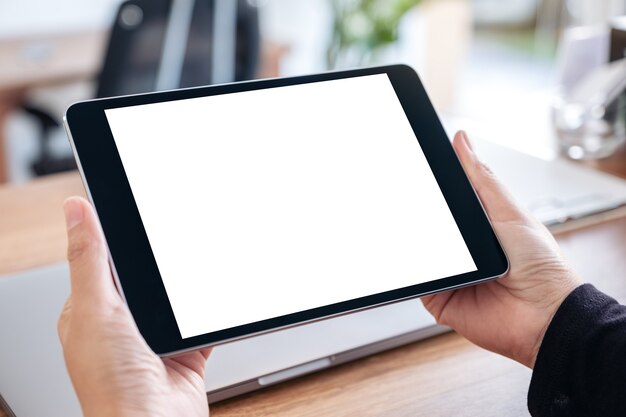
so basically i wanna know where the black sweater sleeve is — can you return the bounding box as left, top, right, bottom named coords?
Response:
left=528, top=284, right=626, bottom=417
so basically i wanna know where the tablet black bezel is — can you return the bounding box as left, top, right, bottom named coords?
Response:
left=65, top=65, right=508, bottom=355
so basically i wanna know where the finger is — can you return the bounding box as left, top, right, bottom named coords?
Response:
left=421, top=290, right=455, bottom=324
left=166, top=348, right=213, bottom=378
left=57, top=298, right=72, bottom=343
left=64, top=197, right=120, bottom=306
left=453, top=131, right=528, bottom=223
left=199, top=347, right=213, bottom=361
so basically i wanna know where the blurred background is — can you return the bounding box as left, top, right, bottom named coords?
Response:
left=1, top=0, right=626, bottom=183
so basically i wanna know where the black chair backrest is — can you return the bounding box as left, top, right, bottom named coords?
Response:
left=96, top=0, right=260, bottom=99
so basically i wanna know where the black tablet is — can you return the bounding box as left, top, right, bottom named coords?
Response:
left=64, top=65, right=508, bottom=356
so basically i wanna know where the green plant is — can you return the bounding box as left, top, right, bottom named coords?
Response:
left=327, top=0, right=423, bottom=69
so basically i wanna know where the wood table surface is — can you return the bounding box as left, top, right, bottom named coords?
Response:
left=1, top=162, right=626, bottom=416
left=0, top=31, right=106, bottom=95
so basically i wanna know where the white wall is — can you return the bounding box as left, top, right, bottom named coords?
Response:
left=573, top=0, right=626, bottom=26
left=258, top=0, right=332, bottom=75
left=0, top=0, right=123, bottom=37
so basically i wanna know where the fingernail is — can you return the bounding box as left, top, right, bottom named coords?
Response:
left=64, top=198, right=84, bottom=231
left=460, top=131, right=474, bottom=152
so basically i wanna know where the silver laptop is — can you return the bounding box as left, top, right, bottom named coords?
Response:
left=3, top=140, right=626, bottom=416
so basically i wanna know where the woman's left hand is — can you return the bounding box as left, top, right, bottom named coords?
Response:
left=58, top=196, right=211, bottom=417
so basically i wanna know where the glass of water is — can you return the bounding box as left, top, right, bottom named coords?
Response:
left=552, top=59, right=626, bottom=160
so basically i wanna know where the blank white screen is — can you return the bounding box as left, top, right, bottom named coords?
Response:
left=105, top=74, right=477, bottom=339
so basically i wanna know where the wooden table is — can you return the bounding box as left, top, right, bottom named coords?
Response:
left=1, top=163, right=626, bottom=416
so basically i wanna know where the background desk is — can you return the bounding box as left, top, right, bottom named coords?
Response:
left=1, top=168, right=626, bottom=416
left=0, top=31, right=288, bottom=184
left=0, top=31, right=106, bottom=184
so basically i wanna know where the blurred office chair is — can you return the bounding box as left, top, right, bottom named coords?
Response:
left=24, top=0, right=260, bottom=177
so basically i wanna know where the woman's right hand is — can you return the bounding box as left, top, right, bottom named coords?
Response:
left=422, top=131, right=582, bottom=368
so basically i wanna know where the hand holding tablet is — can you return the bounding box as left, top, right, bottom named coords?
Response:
left=63, top=65, right=508, bottom=355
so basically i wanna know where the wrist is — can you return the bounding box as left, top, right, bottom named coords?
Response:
left=526, top=276, right=582, bottom=368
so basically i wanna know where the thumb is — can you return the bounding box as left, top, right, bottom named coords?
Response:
left=64, top=197, right=120, bottom=306
left=453, top=131, right=528, bottom=224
